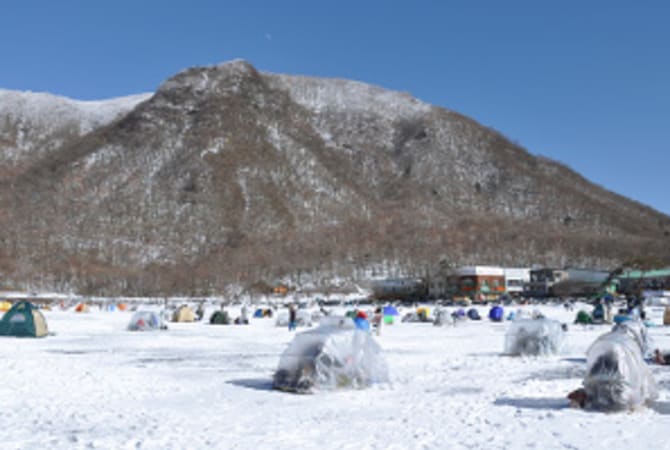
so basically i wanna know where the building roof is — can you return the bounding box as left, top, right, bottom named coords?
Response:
left=618, top=268, right=670, bottom=279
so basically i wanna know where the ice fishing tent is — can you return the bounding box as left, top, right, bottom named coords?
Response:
left=210, top=310, right=231, bottom=325
left=382, top=305, right=399, bottom=325
left=504, top=318, right=565, bottom=356
left=452, top=308, right=467, bottom=321
left=172, top=305, right=195, bottom=322
left=273, top=318, right=389, bottom=393
left=467, top=308, right=481, bottom=320
left=0, top=301, right=48, bottom=337
left=582, top=321, right=657, bottom=411
left=74, top=303, right=90, bottom=313
left=0, top=301, right=13, bottom=312
left=127, top=311, right=167, bottom=331
left=402, top=307, right=432, bottom=323
left=433, top=308, right=454, bottom=326
left=663, top=306, right=670, bottom=326
left=489, top=306, right=504, bottom=322
left=574, top=310, right=593, bottom=324
left=254, top=308, right=273, bottom=318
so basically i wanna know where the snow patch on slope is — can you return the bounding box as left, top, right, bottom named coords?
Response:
left=0, top=89, right=151, bottom=166
left=266, top=73, right=432, bottom=118
left=0, top=89, right=151, bottom=133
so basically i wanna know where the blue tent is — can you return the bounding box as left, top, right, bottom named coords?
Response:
left=467, top=308, right=481, bottom=320
left=254, top=308, right=264, bottom=318
left=489, top=306, right=504, bottom=322
left=383, top=305, right=399, bottom=316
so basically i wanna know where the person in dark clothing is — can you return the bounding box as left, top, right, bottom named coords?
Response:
left=288, top=304, right=297, bottom=331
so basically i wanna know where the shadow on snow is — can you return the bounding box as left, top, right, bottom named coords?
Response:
left=494, top=397, right=570, bottom=410
left=227, top=378, right=275, bottom=391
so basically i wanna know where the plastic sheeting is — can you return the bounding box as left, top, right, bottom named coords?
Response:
left=127, top=311, right=167, bottom=331
left=433, top=308, right=454, bottom=326
left=583, top=321, right=657, bottom=411
left=504, top=318, right=565, bottom=356
left=273, top=319, right=389, bottom=393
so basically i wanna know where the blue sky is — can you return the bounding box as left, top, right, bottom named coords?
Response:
left=2, top=1, right=668, bottom=214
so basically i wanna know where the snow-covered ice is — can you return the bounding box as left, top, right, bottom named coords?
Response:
left=2, top=304, right=670, bottom=449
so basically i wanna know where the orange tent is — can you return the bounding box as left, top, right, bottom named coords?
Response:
left=117, top=303, right=128, bottom=311
left=74, top=303, right=90, bottom=313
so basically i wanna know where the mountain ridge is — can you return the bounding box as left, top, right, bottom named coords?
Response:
left=1, top=60, right=668, bottom=295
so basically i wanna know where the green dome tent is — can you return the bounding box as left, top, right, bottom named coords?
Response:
left=210, top=310, right=231, bottom=325
left=575, top=310, right=593, bottom=325
left=0, top=301, right=48, bottom=338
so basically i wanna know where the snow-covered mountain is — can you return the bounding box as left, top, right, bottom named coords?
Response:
left=0, top=89, right=150, bottom=170
left=1, top=60, right=668, bottom=295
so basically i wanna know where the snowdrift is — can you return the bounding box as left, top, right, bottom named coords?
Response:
left=504, top=318, right=565, bottom=356
left=273, top=318, right=388, bottom=393
left=582, top=321, right=657, bottom=411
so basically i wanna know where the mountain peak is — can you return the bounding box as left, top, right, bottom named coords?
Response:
left=1, top=63, right=669, bottom=295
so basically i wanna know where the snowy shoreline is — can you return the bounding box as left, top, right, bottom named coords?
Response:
left=2, top=304, right=670, bottom=449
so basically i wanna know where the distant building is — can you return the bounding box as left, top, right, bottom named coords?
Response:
left=524, top=268, right=609, bottom=298
left=503, top=268, right=530, bottom=297
left=616, top=268, right=670, bottom=295
left=453, top=266, right=505, bottom=301
left=370, top=278, right=427, bottom=301
left=429, top=265, right=529, bottom=300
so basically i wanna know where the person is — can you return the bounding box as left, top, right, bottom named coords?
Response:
left=288, top=304, right=297, bottom=331
left=241, top=304, right=249, bottom=324
left=196, top=303, right=205, bottom=321
left=592, top=302, right=605, bottom=323
left=372, top=307, right=383, bottom=336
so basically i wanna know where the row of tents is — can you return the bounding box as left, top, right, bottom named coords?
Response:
left=0, top=299, right=661, bottom=412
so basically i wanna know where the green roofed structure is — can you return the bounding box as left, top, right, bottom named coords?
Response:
left=616, top=267, right=670, bottom=295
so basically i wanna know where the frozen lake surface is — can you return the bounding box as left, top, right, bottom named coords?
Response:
left=3, top=304, right=670, bottom=449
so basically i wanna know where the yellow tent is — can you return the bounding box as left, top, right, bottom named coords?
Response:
left=0, top=301, right=12, bottom=312
left=172, top=305, right=196, bottom=322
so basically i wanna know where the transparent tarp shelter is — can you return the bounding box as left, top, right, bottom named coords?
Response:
left=273, top=317, right=388, bottom=393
